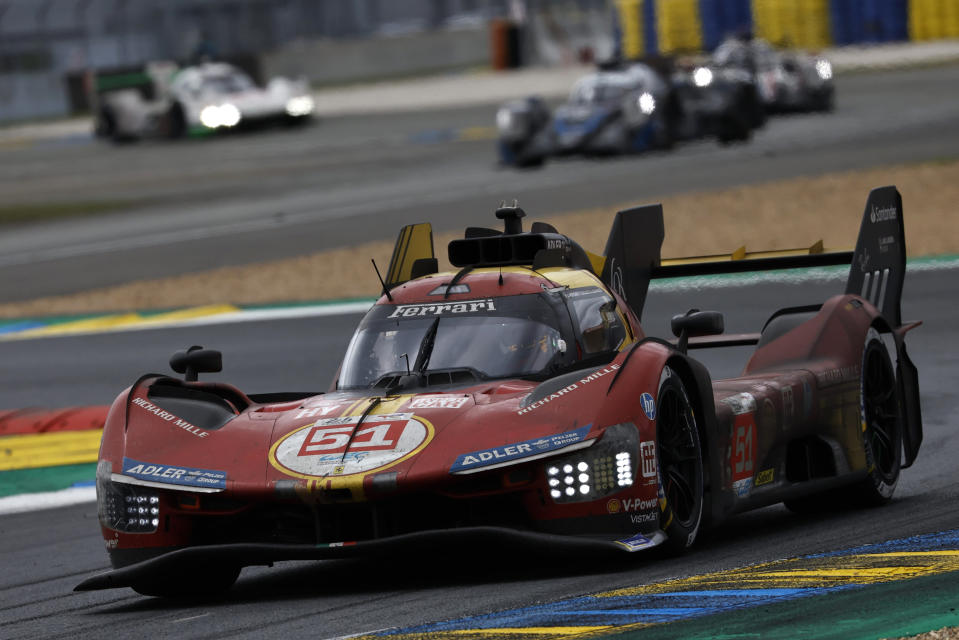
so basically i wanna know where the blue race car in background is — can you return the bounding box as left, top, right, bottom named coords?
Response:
left=496, top=61, right=761, bottom=168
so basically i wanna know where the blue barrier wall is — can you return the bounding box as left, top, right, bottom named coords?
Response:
left=700, top=0, right=753, bottom=50
left=616, top=0, right=955, bottom=58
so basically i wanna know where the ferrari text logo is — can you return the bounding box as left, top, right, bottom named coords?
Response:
left=387, top=299, right=496, bottom=318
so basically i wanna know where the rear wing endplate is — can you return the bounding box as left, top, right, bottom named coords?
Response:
left=385, top=223, right=435, bottom=289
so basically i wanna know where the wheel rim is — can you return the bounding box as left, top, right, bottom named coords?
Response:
left=657, top=385, right=702, bottom=528
left=863, top=342, right=900, bottom=482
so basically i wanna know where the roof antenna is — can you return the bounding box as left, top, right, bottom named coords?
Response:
left=371, top=259, right=393, bottom=302
left=495, top=200, right=526, bottom=235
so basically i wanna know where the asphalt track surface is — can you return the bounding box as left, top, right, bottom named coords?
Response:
left=2, top=65, right=959, bottom=638
left=1, top=64, right=959, bottom=302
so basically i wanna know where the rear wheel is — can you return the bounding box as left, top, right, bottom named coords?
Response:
left=851, top=331, right=902, bottom=504
left=656, top=368, right=704, bottom=551
left=784, top=330, right=902, bottom=513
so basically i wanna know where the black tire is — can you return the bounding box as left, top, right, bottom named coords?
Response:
left=95, top=108, right=115, bottom=139
left=131, top=562, right=240, bottom=598
left=745, top=86, right=767, bottom=128
left=851, top=331, right=902, bottom=505
left=716, top=89, right=753, bottom=144
left=166, top=102, right=187, bottom=139
left=785, top=330, right=902, bottom=513
left=656, top=367, right=704, bottom=552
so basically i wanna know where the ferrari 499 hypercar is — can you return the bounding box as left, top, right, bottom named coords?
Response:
left=713, top=35, right=835, bottom=113
left=496, top=60, right=761, bottom=167
left=91, top=61, right=314, bottom=142
left=77, top=186, right=920, bottom=597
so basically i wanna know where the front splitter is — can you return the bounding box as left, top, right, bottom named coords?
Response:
left=75, top=526, right=666, bottom=591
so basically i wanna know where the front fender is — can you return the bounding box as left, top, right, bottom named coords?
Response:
left=603, top=338, right=726, bottom=529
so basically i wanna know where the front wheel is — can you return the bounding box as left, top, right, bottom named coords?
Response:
left=656, top=367, right=704, bottom=552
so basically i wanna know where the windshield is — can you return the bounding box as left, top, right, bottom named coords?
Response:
left=569, top=75, right=633, bottom=105
left=338, top=294, right=568, bottom=388
left=202, top=72, right=255, bottom=94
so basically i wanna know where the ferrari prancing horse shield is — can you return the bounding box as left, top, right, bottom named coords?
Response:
left=270, top=413, right=433, bottom=479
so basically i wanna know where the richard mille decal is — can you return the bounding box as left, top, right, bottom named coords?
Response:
left=270, top=413, right=433, bottom=479
left=131, top=397, right=210, bottom=438
left=516, top=364, right=620, bottom=415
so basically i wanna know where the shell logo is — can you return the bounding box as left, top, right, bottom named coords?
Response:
left=607, top=498, right=622, bottom=514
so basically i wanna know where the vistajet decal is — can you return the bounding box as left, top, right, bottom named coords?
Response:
left=409, top=395, right=469, bottom=409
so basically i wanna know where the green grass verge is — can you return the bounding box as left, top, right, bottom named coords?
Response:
left=0, top=463, right=96, bottom=498
left=609, top=570, right=959, bottom=640
left=0, top=200, right=136, bottom=227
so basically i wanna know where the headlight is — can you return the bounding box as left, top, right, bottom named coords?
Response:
left=815, top=59, right=833, bottom=80
left=496, top=107, right=514, bottom=132
left=199, top=105, right=220, bottom=129
left=199, top=103, right=242, bottom=129
left=285, top=95, right=314, bottom=117
left=219, top=103, right=241, bottom=127
left=97, top=460, right=161, bottom=533
left=545, top=423, right=638, bottom=503
left=693, top=66, right=713, bottom=88
left=637, top=92, right=656, bottom=115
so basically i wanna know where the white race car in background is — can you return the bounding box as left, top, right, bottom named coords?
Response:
left=92, top=61, right=314, bottom=141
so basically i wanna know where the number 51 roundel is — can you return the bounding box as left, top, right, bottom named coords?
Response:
left=269, top=413, right=434, bottom=479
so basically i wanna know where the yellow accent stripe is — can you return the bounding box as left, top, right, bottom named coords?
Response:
left=0, top=429, right=102, bottom=471
left=444, top=627, right=615, bottom=635
left=134, top=304, right=240, bottom=324
left=600, top=550, right=959, bottom=597
left=8, top=305, right=240, bottom=339
left=363, top=627, right=621, bottom=640
left=457, top=126, right=497, bottom=142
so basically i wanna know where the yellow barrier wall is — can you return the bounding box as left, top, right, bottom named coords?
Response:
left=656, top=0, right=703, bottom=54
left=752, top=0, right=831, bottom=49
left=615, top=0, right=645, bottom=59
left=909, top=0, right=959, bottom=40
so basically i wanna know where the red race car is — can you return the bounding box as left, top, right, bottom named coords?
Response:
left=77, top=186, right=921, bottom=597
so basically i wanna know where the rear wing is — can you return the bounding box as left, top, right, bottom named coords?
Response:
left=595, top=186, right=905, bottom=328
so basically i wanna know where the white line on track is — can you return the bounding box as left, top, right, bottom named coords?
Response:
left=0, top=486, right=96, bottom=515
left=4, top=256, right=958, bottom=342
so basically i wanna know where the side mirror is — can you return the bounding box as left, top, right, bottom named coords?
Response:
left=170, top=345, right=222, bottom=382
left=671, top=310, right=724, bottom=353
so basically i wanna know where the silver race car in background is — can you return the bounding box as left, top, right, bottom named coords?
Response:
left=712, top=34, right=834, bottom=113
left=91, top=61, right=314, bottom=142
